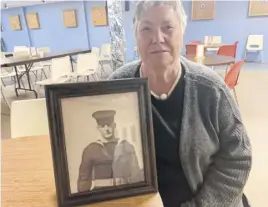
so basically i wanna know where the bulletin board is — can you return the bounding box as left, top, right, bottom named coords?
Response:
left=10, top=15, right=21, bottom=30
left=92, top=6, right=108, bottom=26
left=26, top=13, right=40, bottom=29
left=192, top=0, right=215, bottom=20
left=63, top=9, right=77, bottom=28
left=248, top=0, right=268, bottom=17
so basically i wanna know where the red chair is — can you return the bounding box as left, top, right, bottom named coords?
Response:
left=234, top=41, right=239, bottom=58
left=186, top=44, right=198, bottom=55
left=224, top=59, right=245, bottom=104
left=217, top=44, right=237, bottom=58
left=189, top=40, right=202, bottom=45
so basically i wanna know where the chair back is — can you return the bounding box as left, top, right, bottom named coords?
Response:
left=13, top=47, right=30, bottom=58
left=0, top=66, right=13, bottom=75
left=37, top=47, right=51, bottom=56
left=13, top=46, right=27, bottom=52
left=246, top=35, right=263, bottom=50
left=30, top=47, right=38, bottom=56
left=212, top=36, right=222, bottom=44
left=13, top=49, right=31, bottom=71
left=11, top=98, right=49, bottom=138
left=204, top=36, right=210, bottom=45
left=186, top=44, right=197, bottom=55
left=77, top=53, right=99, bottom=74
left=217, top=45, right=237, bottom=58
left=50, top=56, right=72, bottom=82
left=100, top=44, right=111, bottom=59
left=91, top=47, right=100, bottom=56
left=204, top=36, right=222, bottom=45
left=224, top=60, right=245, bottom=89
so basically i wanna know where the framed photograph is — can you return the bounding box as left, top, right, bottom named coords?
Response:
left=45, top=79, right=157, bottom=207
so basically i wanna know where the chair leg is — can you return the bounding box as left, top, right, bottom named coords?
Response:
left=32, top=71, right=38, bottom=82
left=13, top=79, right=18, bottom=97
left=109, top=61, right=113, bottom=70
left=92, top=74, right=98, bottom=81
left=225, top=66, right=228, bottom=75
left=21, top=79, right=25, bottom=89
left=1, top=78, right=6, bottom=87
left=95, top=73, right=100, bottom=80
left=36, top=84, right=41, bottom=94
left=100, top=62, right=106, bottom=77
left=233, top=88, right=239, bottom=104
left=261, top=51, right=264, bottom=63
left=1, top=88, right=10, bottom=108
left=43, top=69, right=48, bottom=79
left=225, top=64, right=231, bottom=75
left=244, top=50, right=247, bottom=61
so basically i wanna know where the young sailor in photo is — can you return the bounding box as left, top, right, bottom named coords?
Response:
left=77, top=110, right=142, bottom=193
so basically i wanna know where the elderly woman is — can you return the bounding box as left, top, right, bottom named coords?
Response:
left=109, top=1, right=252, bottom=207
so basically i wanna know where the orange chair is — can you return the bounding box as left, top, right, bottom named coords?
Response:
left=217, top=44, right=237, bottom=58
left=186, top=44, right=198, bottom=55
left=234, top=41, right=239, bottom=58
left=224, top=59, right=245, bottom=104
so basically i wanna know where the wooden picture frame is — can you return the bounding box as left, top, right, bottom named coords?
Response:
left=45, top=79, right=158, bottom=207
left=63, top=9, right=77, bottom=28
left=92, top=6, right=108, bottom=26
left=248, top=0, right=268, bottom=17
left=10, top=15, right=21, bottom=30
left=26, top=13, right=40, bottom=29
left=191, top=0, right=215, bottom=20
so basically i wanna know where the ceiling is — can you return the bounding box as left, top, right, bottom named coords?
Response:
left=1, top=0, right=65, bottom=9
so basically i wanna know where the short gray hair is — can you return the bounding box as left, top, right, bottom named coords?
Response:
left=133, top=0, right=187, bottom=36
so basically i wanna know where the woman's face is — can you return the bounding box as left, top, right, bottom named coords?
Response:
left=136, top=5, right=183, bottom=68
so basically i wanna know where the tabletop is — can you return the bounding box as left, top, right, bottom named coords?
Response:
left=0, top=49, right=91, bottom=67
left=1, top=135, right=163, bottom=207
left=185, top=55, right=235, bottom=67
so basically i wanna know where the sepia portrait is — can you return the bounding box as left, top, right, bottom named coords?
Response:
left=61, top=92, right=145, bottom=194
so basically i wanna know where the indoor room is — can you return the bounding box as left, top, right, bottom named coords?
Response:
left=1, top=1, right=267, bottom=207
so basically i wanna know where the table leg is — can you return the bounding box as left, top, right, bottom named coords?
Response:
left=14, top=63, right=38, bottom=98
left=14, top=66, right=20, bottom=97
left=70, top=56, right=74, bottom=72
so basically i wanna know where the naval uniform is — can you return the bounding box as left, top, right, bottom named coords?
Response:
left=77, top=110, right=143, bottom=193
left=77, top=138, right=142, bottom=192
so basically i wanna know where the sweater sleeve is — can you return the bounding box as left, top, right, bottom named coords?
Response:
left=181, top=87, right=252, bottom=207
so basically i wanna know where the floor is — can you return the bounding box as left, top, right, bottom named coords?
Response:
left=1, top=62, right=268, bottom=206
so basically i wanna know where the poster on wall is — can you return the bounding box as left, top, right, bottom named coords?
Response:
left=92, top=6, right=108, bottom=26
left=26, top=13, right=40, bottom=29
left=10, top=15, right=22, bottom=30
left=192, top=0, right=215, bottom=20
left=63, top=9, right=77, bottom=28
left=248, top=0, right=268, bottom=17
